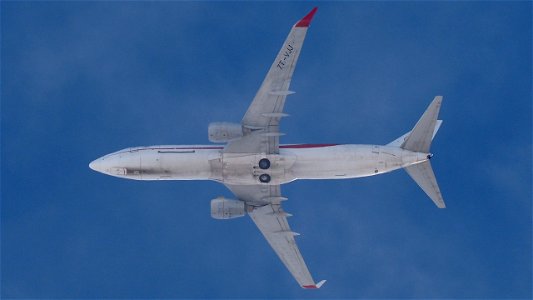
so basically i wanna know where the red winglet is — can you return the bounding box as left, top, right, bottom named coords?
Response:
left=295, top=7, right=318, bottom=28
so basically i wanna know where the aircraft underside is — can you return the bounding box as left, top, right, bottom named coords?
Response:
left=89, top=7, right=445, bottom=289
left=89, top=144, right=430, bottom=185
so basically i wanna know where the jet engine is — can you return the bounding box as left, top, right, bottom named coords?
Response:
left=210, top=197, right=246, bottom=219
left=208, top=122, right=243, bottom=143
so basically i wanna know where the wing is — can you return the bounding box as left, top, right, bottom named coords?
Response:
left=224, top=7, right=318, bottom=154
left=225, top=183, right=326, bottom=289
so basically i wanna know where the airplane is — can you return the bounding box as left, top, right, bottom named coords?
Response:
left=89, top=7, right=445, bottom=289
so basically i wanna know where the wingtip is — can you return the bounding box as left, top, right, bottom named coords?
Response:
left=295, top=7, right=318, bottom=27
left=302, top=279, right=327, bottom=289
left=316, top=279, right=327, bottom=288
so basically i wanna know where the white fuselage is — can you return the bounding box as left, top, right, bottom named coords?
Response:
left=89, top=144, right=430, bottom=185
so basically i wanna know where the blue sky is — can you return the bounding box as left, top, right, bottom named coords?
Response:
left=2, top=2, right=531, bottom=298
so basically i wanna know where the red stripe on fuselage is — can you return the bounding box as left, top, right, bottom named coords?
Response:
left=131, top=144, right=339, bottom=151
left=280, top=143, right=339, bottom=149
left=151, top=146, right=224, bottom=150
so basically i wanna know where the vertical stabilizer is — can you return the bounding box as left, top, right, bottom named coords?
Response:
left=401, top=96, right=442, bottom=152
left=404, top=161, right=445, bottom=208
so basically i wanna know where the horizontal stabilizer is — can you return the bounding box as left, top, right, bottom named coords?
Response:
left=401, top=96, right=442, bottom=152
left=388, top=120, right=442, bottom=147
left=404, top=161, right=445, bottom=208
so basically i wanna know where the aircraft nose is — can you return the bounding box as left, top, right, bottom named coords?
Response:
left=89, top=158, right=105, bottom=173
left=89, top=154, right=131, bottom=177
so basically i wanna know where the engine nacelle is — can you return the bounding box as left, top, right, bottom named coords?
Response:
left=210, top=197, right=246, bottom=219
left=208, top=122, right=243, bottom=143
